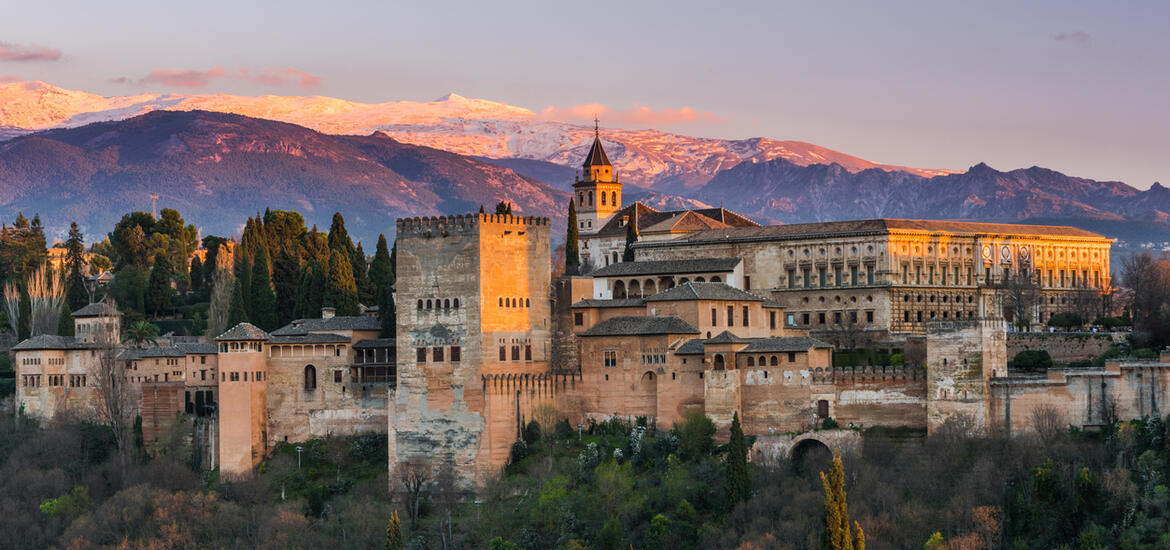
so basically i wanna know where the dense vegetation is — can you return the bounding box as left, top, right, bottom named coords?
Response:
left=2, top=407, right=1169, bottom=549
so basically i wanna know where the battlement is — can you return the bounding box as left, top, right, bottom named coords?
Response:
left=396, top=213, right=550, bottom=236
left=810, top=365, right=925, bottom=385
left=924, top=318, right=1007, bottom=335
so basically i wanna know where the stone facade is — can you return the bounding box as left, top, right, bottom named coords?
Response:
left=392, top=213, right=553, bottom=483
left=1006, top=332, right=1119, bottom=365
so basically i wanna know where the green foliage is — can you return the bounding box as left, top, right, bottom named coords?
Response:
left=294, top=260, right=326, bottom=320
left=924, top=532, right=944, bottom=549
left=112, top=266, right=148, bottom=313
left=353, top=242, right=373, bottom=307
left=623, top=215, right=638, bottom=262
left=565, top=200, right=580, bottom=274
left=1010, top=350, right=1054, bottom=372
left=248, top=244, right=277, bottom=330
left=0, top=212, right=47, bottom=284
left=822, top=417, right=841, bottom=430
left=324, top=249, right=359, bottom=316
left=1049, top=312, right=1084, bottom=329
left=64, top=222, right=88, bottom=311
left=146, top=252, right=173, bottom=316
left=889, top=352, right=906, bottom=366
left=595, top=515, right=623, bottom=550
left=39, top=485, right=92, bottom=521
left=645, top=513, right=672, bottom=550
left=524, top=420, right=542, bottom=446
left=124, top=320, right=159, bottom=349
left=370, top=235, right=395, bottom=337
left=726, top=412, right=751, bottom=504
left=386, top=510, right=405, bottom=550
left=676, top=410, right=716, bottom=461
left=189, top=256, right=203, bottom=291
left=487, top=537, right=521, bottom=550
left=57, top=302, right=74, bottom=337
left=227, top=278, right=249, bottom=327
left=494, top=201, right=513, bottom=215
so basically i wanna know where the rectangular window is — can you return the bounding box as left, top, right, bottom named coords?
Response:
left=850, top=311, right=858, bottom=323
left=711, top=308, right=717, bottom=326
left=525, top=345, right=532, bottom=361
left=866, top=311, right=874, bottom=323
left=451, top=346, right=461, bottom=362
left=574, top=312, right=583, bottom=326
left=511, top=346, right=520, bottom=361
left=417, top=347, right=427, bottom=363
left=818, top=268, right=827, bottom=288
left=818, top=312, right=826, bottom=325
left=727, top=305, right=734, bottom=327
left=201, top=356, right=206, bottom=364
left=788, top=352, right=797, bottom=362
left=769, top=311, right=776, bottom=330
left=744, top=276, right=751, bottom=290
left=433, top=347, right=444, bottom=362
left=867, top=265, right=875, bottom=285
left=834, top=311, right=842, bottom=324
left=850, top=266, right=858, bottom=286
left=803, top=268, right=811, bottom=289
left=230, top=372, right=239, bottom=382
left=742, top=306, right=749, bottom=326
left=802, top=313, right=810, bottom=325
left=603, top=351, right=617, bottom=367
left=787, top=269, right=795, bottom=289
left=334, top=370, right=342, bottom=383
left=499, top=346, right=507, bottom=361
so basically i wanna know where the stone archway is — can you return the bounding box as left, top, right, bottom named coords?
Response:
left=613, top=280, right=626, bottom=299
left=629, top=279, right=642, bottom=298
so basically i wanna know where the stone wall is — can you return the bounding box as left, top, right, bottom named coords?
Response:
left=140, top=381, right=184, bottom=451
left=923, top=318, right=1008, bottom=432
left=1006, top=333, right=1117, bottom=365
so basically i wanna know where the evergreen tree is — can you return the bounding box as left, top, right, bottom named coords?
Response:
left=565, top=200, right=580, bottom=275
left=65, top=222, right=89, bottom=311
left=17, top=288, right=30, bottom=341
left=324, top=249, right=359, bottom=316
left=57, top=301, right=74, bottom=337
left=248, top=244, right=278, bottom=331
left=385, top=510, right=405, bottom=550
left=189, top=256, right=204, bottom=291
left=821, top=451, right=865, bottom=550
left=494, top=201, right=513, bottom=215
left=146, top=252, right=172, bottom=316
left=353, top=242, right=374, bottom=306
left=369, top=235, right=396, bottom=337
left=726, top=411, right=751, bottom=504
left=294, top=261, right=326, bottom=319
left=272, top=250, right=300, bottom=326
left=227, top=278, right=249, bottom=327
left=327, top=212, right=356, bottom=258
left=478, top=205, right=485, bottom=214
left=623, top=216, right=639, bottom=262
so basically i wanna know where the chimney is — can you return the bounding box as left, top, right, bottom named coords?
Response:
left=321, top=307, right=336, bottom=320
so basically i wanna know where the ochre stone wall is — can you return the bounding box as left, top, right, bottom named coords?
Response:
left=217, top=347, right=268, bottom=478
left=140, top=381, right=184, bottom=450
left=1006, top=333, right=1117, bottom=365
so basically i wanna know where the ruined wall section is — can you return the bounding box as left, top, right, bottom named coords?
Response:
left=1006, top=333, right=1117, bottom=365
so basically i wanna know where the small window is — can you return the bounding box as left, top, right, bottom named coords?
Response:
left=511, top=346, right=520, bottom=361
left=727, top=305, right=734, bottom=327
left=304, top=365, right=317, bottom=390
left=451, top=346, right=461, bottom=362
left=742, top=306, right=749, bottom=326
left=747, top=356, right=755, bottom=367
left=433, top=347, right=444, bottom=362
left=334, top=370, right=342, bottom=383
left=770, top=356, right=779, bottom=366
left=525, top=345, right=532, bottom=361
left=788, top=352, right=796, bottom=362
left=453, top=298, right=460, bottom=309
left=603, top=350, right=617, bottom=367
left=417, top=300, right=423, bottom=310
left=417, top=348, right=427, bottom=363
left=499, top=346, right=507, bottom=361
left=769, top=311, right=776, bottom=330
left=574, top=312, right=584, bottom=326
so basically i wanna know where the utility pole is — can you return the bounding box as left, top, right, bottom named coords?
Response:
left=150, top=194, right=159, bottom=219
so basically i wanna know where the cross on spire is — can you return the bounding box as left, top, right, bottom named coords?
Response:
left=594, top=115, right=600, bottom=137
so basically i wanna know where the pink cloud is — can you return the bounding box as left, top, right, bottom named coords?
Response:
left=0, top=41, right=62, bottom=62
left=1054, top=31, right=1091, bottom=44
left=113, top=65, right=323, bottom=90
left=0, top=74, right=22, bottom=84
left=539, top=102, right=724, bottom=127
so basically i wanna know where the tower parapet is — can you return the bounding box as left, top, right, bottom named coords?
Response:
left=395, top=214, right=550, bottom=236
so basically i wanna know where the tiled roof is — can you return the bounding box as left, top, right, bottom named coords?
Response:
left=762, top=300, right=786, bottom=309
left=216, top=323, right=270, bottom=341
left=353, top=338, right=396, bottom=349
left=580, top=316, right=700, bottom=337
left=644, top=282, right=762, bottom=302
left=73, top=302, right=118, bottom=318
left=270, top=316, right=382, bottom=336
left=594, top=202, right=758, bottom=239
left=673, top=335, right=832, bottom=354
left=705, top=330, right=749, bottom=344
left=589, top=258, right=741, bottom=278
left=570, top=298, right=646, bottom=309
left=653, top=218, right=1107, bottom=245
left=582, top=134, right=611, bottom=167
left=175, top=343, right=218, bottom=355
left=268, top=333, right=351, bottom=344
left=136, top=347, right=187, bottom=358
left=11, top=334, right=94, bottom=351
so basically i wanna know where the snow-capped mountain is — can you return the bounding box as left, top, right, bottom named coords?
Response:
left=0, top=81, right=953, bottom=189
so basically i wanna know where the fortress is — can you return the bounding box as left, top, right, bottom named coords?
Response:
left=11, top=128, right=1168, bottom=483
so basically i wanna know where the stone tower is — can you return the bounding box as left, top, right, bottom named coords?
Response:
left=215, top=323, right=270, bottom=478
left=392, top=213, right=558, bottom=483
left=572, top=120, right=622, bottom=237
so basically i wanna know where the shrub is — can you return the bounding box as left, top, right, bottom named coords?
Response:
left=1048, top=312, right=1083, bottom=329
left=1010, top=350, right=1053, bottom=372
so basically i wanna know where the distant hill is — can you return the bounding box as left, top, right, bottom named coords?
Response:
left=0, top=110, right=568, bottom=244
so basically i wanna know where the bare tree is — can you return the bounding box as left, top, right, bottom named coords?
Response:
left=1030, top=404, right=1068, bottom=446
left=830, top=310, right=869, bottom=351
left=2, top=281, right=18, bottom=335
left=433, top=457, right=459, bottom=550
left=1122, top=251, right=1170, bottom=330
left=205, top=266, right=235, bottom=339
left=996, top=270, right=1041, bottom=331
left=396, top=455, right=432, bottom=527
left=90, top=299, right=133, bottom=473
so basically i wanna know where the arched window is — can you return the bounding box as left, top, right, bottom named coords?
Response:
left=711, top=276, right=722, bottom=283
left=601, top=192, right=606, bottom=206
left=304, top=365, right=317, bottom=390
left=695, top=277, right=706, bottom=283
left=578, top=192, right=584, bottom=205
left=713, top=354, right=726, bottom=370
left=417, top=300, right=423, bottom=310
left=443, top=299, right=450, bottom=309
left=525, top=298, right=530, bottom=307
left=453, top=298, right=460, bottom=309
left=770, top=356, right=778, bottom=366
left=426, top=299, right=432, bottom=309
left=759, top=356, right=767, bottom=366
left=611, top=191, right=617, bottom=205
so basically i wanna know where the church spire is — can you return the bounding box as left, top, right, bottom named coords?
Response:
left=582, top=117, right=612, bottom=169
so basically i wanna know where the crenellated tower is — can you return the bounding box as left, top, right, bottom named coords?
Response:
left=572, top=119, right=622, bottom=236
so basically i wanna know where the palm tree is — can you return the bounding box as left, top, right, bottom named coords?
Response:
left=124, top=320, right=159, bottom=349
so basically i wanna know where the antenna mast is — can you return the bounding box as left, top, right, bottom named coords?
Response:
left=150, top=194, right=159, bottom=219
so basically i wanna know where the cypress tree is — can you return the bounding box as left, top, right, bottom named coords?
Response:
left=565, top=200, right=580, bottom=275
left=385, top=510, right=405, bottom=550
left=324, top=249, right=359, bottom=316
left=353, top=242, right=374, bottom=306
left=189, top=256, right=204, bottom=291
left=272, top=250, right=300, bottom=326
left=821, top=451, right=865, bottom=550
left=227, top=277, right=249, bottom=327
left=726, top=411, right=751, bottom=504
left=146, top=251, right=173, bottom=316
left=57, top=301, right=74, bottom=336
left=294, top=261, right=326, bottom=319
left=623, top=215, right=638, bottom=262
left=249, top=244, right=278, bottom=330
left=17, top=288, right=30, bottom=341
left=494, top=201, right=512, bottom=215
left=327, top=212, right=355, bottom=258
left=369, top=235, right=396, bottom=337
left=65, top=222, right=89, bottom=310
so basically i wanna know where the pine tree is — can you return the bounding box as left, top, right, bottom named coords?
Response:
left=146, top=251, right=173, bottom=316
left=821, top=451, right=865, bottom=550
left=228, top=277, right=249, bottom=327
left=65, top=222, right=88, bottom=311
left=385, top=510, right=405, bottom=550
left=623, top=215, right=638, bottom=262
left=565, top=200, right=580, bottom=275
left=726, top=411, right=751, bottom=504
left=369, top=235, right=396, bottom=337
left=189, top=256, right=204, bottom=291
left=324, top=249, right=359, bottom=316
left=57, top=301, right=74, bottom=336
left=249, top=243, right=278, bottom=330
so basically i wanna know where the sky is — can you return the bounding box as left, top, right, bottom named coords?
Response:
left=2, top=0, right=1167, bottom=187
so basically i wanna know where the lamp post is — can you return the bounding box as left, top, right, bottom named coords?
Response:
left=296, top=445, right=303, bottom=469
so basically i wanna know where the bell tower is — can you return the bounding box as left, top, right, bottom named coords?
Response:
left=572, top=119, right=622, bottom=236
